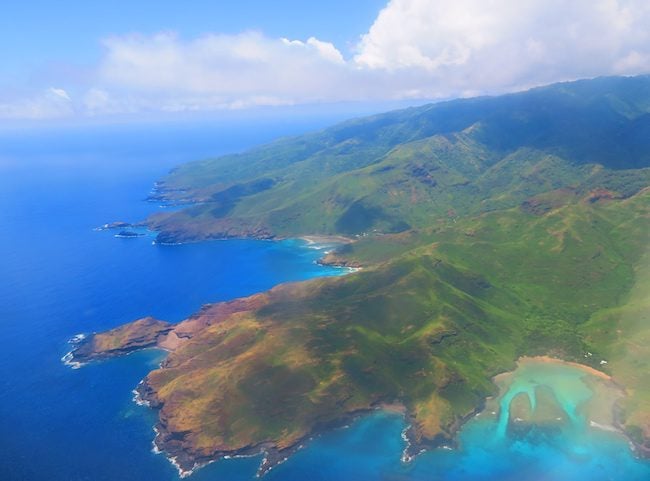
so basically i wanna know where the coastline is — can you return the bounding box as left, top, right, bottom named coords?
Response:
left=71, top=318, right=650, bottom=477
left=65, top=227, right=648, bottom=476
left=62, top=313, right=650, bottom=479
left=141, top=382, right=420, bottom=477
left=62, top=234, right=367, bottom=477
left=98, top=215, right=359, bottom=253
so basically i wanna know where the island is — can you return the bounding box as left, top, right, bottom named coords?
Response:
left=114, top=230, right=146, bottom=238
left=69, top=75, right=650, bottom=476
left=96, top=221, right=133, bottom=230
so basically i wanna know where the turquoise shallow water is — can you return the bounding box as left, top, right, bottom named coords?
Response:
left=1, top=122, right=649, bottom=481
left=495, top=361, right=596, bottom=437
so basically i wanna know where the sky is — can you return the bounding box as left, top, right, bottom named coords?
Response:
left=1, top=0, right=650, bottom=122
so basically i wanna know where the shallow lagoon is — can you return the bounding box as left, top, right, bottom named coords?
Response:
left=249, top=358, right=650, bottom=481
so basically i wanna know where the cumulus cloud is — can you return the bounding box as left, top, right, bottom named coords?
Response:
left=97, top=31, right=351, bottom=108
left=282, top=37, right=346, bottom=65
left=92, top=0, right=650, bottom=114
left=355, top=0, right=650, bottom=91
left=2, top=0, right=650, bottom=120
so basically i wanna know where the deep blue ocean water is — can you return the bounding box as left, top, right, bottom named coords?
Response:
left=1, top=118, right=649, bottom=481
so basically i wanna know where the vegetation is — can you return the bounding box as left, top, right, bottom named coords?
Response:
left=78, top=76, right=650, bottom=472
left=147, top=75, right=650, bottom=243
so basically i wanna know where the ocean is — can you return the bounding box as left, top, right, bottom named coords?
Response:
left=1, top=117, right=649, bottom=481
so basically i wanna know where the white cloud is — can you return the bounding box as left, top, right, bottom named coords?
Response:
left=2, top=0, right=650, bottom=120
left=98, top=31, right=349, bottom=99
left=49, top=88, right=71, bottom=102
left=0, top=87, right=74, bottom=119
left=355, top=0, right=650, bottom=91
left=305, top=37, right=345, bottom=65
left=280, top=36, right=345, bottom=64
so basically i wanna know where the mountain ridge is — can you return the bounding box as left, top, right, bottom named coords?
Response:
left=146, top=75, right=650, bottom=243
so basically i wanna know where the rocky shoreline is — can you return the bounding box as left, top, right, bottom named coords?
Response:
left=137, top=373, right=459, bottom=478
left=68, top=311, right=650, bottom=477
left=65, top=258, right=650, bottom=477
left=71, top=221, right=649, bottom=476
left=69, top=317, right=173, bottom=364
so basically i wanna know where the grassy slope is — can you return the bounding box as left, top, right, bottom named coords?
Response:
left=135, top=188, right=649, bottom=466
left=146, top=255, right=519, bottom=461
left=147, top=76, right=650, bottom=242
left=81, top=77, right=650, bottom=469
left=580, top=194, right=650, bottom=447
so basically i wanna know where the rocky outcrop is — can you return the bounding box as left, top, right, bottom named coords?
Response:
left=317, top=252, right=362, bottom=269
left=71, top=317, right=173, bottom=363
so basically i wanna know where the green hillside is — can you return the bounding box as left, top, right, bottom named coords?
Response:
left=81, top=76, right=650, bottom=472
left=147, top=75, right=650, bottom=243
left=112, top=187, right=649, bottom=472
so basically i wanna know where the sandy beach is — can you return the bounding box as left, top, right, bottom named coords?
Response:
left=520, top=355, right=613, bottom=381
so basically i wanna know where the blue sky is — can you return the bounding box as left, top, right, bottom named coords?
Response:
left=1, top=0, right=649, bottom=122
left=1, top=0, right=384, bottom=80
